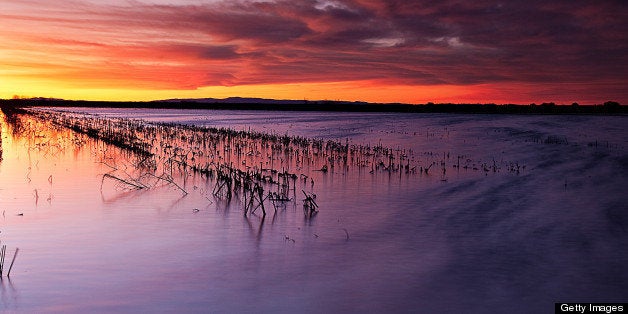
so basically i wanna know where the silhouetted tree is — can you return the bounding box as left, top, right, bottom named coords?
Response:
left=603, top=101, right=620, bottom=107
left=603, top=101, right=620, bottom=113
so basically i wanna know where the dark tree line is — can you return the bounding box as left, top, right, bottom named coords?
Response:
left=1, top=98, right=625, bottom=115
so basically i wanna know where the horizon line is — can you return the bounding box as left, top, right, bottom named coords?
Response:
left=2, top=96, right=623, bottom=107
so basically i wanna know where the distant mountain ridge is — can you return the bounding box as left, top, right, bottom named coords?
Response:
left=155, top=97, right=371, bottom=105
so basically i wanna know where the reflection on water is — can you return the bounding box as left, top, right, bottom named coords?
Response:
left=0, top=108, right=627, bottom=313
left=1, top=278, right=19, bottom=312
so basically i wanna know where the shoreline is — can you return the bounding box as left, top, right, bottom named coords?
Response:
left=1, top=98, right=626, bottom=115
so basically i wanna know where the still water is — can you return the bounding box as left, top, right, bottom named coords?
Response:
left=1, top=108, right=627, bottom=313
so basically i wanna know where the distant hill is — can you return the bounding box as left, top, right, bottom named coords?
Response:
left=155, top=97, right=369, bottom=106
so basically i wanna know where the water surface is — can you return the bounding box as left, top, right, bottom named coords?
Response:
left=1, top=108, right=627, bottom=313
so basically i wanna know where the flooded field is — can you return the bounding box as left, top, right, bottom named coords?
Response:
left=1, top=107, right=627, bottom=313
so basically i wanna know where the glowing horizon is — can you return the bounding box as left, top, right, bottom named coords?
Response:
left=1, top=1, right=626, bottom=104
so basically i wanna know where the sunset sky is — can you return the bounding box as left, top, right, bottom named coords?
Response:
left=1, top=0, right=626, bottom=104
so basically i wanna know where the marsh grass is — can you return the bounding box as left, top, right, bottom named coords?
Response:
left=16, top=108, right=430, bottom=214
left=0, top=244, right=18, bottom=277
left=2, top=106, right=530, bottom=218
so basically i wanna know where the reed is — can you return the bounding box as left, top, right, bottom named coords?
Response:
left=0, top=244, right=5, bottom=276
left=302, top=190, right=318, bottom=218
left=0, top=243, right=17, bottom=277
left=101, top=173, right=146, bottom=191
left=7, top=248, right=19, bottom=277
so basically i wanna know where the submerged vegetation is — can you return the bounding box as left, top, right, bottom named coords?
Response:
left=15, top=107, right=426, bottom=217
left=0, top=103, right=534, bottom=222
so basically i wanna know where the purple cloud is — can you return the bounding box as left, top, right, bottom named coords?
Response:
left=1, top=0, right=626, bottom=101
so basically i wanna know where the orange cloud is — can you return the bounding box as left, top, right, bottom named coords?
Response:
left=1, top=0, right=626, bottom=103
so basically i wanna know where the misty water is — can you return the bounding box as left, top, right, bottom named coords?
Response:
left=1, top=108, right=627, bottom=313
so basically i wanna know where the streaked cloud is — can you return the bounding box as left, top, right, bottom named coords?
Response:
left=1, top=0, right=626, bottom=103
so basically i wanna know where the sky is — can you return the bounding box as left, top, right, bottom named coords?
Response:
left=1, top=0, right=626, bottom=104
